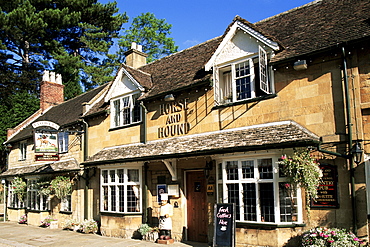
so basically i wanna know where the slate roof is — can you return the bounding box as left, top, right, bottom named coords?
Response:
left=256, top=0, right=370, bottom=62
left=7, top=84, right=109, bottom=143
left=84, top=121, right=320, bottom=165
left=1, top=159, right=80, bottom=177
left=130, top=0, right=370, bottom=100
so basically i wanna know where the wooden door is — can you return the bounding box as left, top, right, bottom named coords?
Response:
left=186, top=171, right=208, bottom=243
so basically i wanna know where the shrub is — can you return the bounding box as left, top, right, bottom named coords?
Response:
left=40, top=215, right=56, bottom=227
left=300, top=227, right=365, bottom=246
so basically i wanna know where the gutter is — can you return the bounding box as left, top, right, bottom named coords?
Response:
left=342, top=46, right=357, bottom=234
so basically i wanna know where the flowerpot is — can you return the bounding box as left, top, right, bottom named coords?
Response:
left=49, top=221, right=58, bottom=229
left=145, top=232, right=159, bottom=242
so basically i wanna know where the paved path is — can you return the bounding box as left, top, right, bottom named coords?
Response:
left=0, top=222, right=209, bottom=247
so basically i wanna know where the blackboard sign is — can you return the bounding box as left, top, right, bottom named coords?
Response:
left=214, top=203, right=235, bottom=247
left=311, top=164, right=339, bottom=208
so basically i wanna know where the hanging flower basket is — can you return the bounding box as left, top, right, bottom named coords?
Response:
left=12, top=177, right=27, bottom=201
left=278, top=149, right=323, bottom=214
left=50, top=176, right=73, bottom=199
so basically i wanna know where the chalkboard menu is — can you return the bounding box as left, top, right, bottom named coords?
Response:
left=311, top=164, right=339, bottom=208
left=214, top=203, right=235, bottom=247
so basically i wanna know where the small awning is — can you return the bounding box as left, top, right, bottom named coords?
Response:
left=84, top=121, right=320, bottom=166
left=0, top=158, right=81, bottom=177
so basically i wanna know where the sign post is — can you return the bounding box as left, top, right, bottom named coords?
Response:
left=214, top=203, right=235, bottom=247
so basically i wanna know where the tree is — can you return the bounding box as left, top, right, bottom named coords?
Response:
left=116, top=12, right=178, bottom=64
left=0, top=0, right=128, bottom=98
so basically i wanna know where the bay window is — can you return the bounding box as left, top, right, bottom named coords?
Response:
left=101, top=167, right=141, bottom=213
left=8, top=182, right=24, bottom=208
left=217, top=156, right=301, bottom=224
left=214, top=46, right=273, bottom=105
left=111, top=93, right=142, bottom=128
left=27, top=179, right=49, bottom=211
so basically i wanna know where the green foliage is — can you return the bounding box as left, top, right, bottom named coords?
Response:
left=11, top=177, right=27, bottom=201
left=278, top=150, right=322, bottom=200
left=117, top=12, right=178, bottom=64
left=300, top=227, right=364, bottom=246
left=50, top=176, right=73, bottom=199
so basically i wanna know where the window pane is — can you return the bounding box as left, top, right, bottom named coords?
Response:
left=102, top=170, right=108, bottom=183
left=259, top=183, right=275, bottom=222
left=236, top=77, right=251, bottom=100
left=113, top=100, right=120, bottom=127
left=118, top=185, right=124, bottom=212
left=128, top=169, right=139, bottom=182
left=226, top=161, right=238, bottom=180
left=133, top=94, right=141, bottom=123
left=227, top=183, right=240, bottom=220
left=258, top=158, right=273, bottom=179
left=103, top=186, right=108, bottom=211
left=242, top=160, right=254, bottom=179
left=110, top=186, right=116, bottom=211
left=279, top=182, right=298, bottom=222
left=242, top=183, right=256, bottom=221
left=127, top=185, right=140, bottom=212
left=118, top=169, right=124, bottom=183
left=110, top=170, right=115, bottom=183
left=123, top=108, right=131, bottom=125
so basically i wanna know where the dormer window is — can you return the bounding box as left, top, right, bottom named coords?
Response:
left=111, top=93, right=142, bottom=128
left=214, top=46, right=273, bottom=105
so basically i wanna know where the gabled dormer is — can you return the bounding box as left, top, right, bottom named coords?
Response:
left=104, top=64, right=149, bottom=129
left=205, top=16, right=280, bottom=105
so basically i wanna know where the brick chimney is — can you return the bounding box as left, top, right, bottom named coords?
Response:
left=40, top=71, right=64, bottom=112
left=124, top=42, right=148, bottom=68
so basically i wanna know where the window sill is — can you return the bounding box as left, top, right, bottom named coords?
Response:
left=213, top=94, right=277, bottom=110
left=27, top=209, right=50, bottom=213
left=100, top=211, right=142, bottom=217
left=59, top=211, right=72, bottom=214
left=236, top=222, right=306, bottom=229
left=7, top=207, right=26, bottom=210
left=109, top=121, right=142, bottom=131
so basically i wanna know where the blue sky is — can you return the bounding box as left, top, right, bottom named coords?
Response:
left=100, top=0, right=313, bottom=52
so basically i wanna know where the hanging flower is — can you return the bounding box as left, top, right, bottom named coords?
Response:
left=12, top=177, right=27, bottom=201
left=50, top=176, right=73, bottom=199
left=278, top=149, right=323, bottom=218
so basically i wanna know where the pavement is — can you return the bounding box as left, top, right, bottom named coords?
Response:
left=0, top=222, right=209, bottom=247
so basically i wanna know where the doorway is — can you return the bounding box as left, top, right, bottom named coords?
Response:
left=186, top=171, right=208, bottom=243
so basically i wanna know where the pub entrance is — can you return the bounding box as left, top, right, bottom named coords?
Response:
left=186, top=171, right=208, bottom=243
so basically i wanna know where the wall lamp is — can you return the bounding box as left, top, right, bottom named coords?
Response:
left=293, top=60, right=308, bottom=71
left=318, top=141, right=363, bottom=164
left=351, top=141, right=363, bottom=165
left=164, top=94, right=175, bottom=102
left=5, top=143, right=12, bottom=151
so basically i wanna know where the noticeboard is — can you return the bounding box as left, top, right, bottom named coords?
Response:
left=311, top=164, right=339, bottom=208
left=214, top=203, right=235, bottom=247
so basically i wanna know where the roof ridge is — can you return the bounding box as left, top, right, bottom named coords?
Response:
left=140, top=36, right=222, bottom=68
left=256, top=0, right=323, bottom=24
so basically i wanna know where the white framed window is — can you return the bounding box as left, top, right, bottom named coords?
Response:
left=101, top=167, right=142, bottom=213
left=61, top=195, right=72, bottom=212
left=217, top=155, right=302, bottom=224
left=27, top=179, right=49, bottom=211
left=214, top=46, right=273, bottom=105
left=8, top=182, right=25, bottom=208
left=111, top=93, right=142, bottom=128
left=58, top=132, right=69, bottom=153
left=19, top=141, right=27, bottom=160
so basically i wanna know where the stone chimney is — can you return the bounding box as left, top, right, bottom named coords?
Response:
left=40, top=70, right=64, bottom=112
left=124, top=42, right=148, bottom=68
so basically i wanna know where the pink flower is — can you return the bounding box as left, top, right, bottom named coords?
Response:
left=281, top=155, right=287, bottom=160
left=328, top=240, right=334, bottom=243
left=284, top=183, right=291, bottom=189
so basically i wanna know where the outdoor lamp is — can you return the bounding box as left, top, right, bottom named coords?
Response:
left=164, top=94, right=175, bottom=102
left=351, top=141, right=363, bottom=165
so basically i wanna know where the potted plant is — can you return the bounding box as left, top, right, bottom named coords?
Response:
left=300, top=227, right=365, bottom=246
left=138, top=224, right=159, bottom=241
left=81, top=219, right=98, bottom=234
left=50, top=176, right=73, bottom=199
left=18, top=214, right=27, bottom=224
left=40, top=215, right=57, bottom=228
left=278, top=149, right=322, bottom=216
left=12, top=177, right=27, bottom=201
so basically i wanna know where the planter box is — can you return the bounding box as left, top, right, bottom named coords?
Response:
left=49, top=221, right=58, bottom=229
left=144, top=232, right=159, bottom=242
